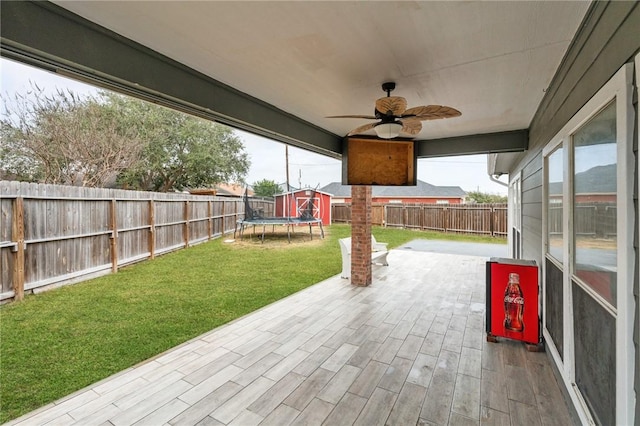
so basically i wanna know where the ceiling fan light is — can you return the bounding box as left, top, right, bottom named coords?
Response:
left=374, top=122, right=403, bottom=139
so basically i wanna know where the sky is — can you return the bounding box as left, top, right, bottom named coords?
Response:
left=0, top=58, right=508, bottom=194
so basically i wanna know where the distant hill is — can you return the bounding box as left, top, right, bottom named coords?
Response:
left=549, top=163, right=616, bottom=195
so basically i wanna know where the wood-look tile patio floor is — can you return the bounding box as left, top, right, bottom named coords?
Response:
left=8, top=250, right=577, bottom=426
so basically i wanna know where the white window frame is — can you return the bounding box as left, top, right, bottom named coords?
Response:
left=541, top=63, right=635, bottom=425
left=543, top=133, right=573, bottom=396
left=508, top=171, right=522, bottom=259
left=542, top=141, right=568, bottom=377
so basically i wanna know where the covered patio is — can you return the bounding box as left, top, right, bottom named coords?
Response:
left=7, top=249, right=576, bottom=426
left=2, top=2, right=637, bottom=423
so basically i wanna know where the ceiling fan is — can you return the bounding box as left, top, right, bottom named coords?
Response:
left=328, top=82, right=461, bottom=139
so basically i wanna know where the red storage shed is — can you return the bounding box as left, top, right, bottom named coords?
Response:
left=274, top=188, right=332, bottom=226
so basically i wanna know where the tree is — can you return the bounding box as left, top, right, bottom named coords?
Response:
left=1, top=87, right=250, bottom=191
left=110, top=93, right=249, bottom=192
left=1, top=85, right=143, bottom=186
left=466, top=190, right=507, bottom=204
left=252, top=179, right=280, bottom=197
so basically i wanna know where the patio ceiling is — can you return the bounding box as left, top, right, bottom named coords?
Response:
left=1, top=1, right=589, bottom=159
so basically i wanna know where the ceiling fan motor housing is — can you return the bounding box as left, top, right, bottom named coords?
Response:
left=381, top=82, right=396, bottom=95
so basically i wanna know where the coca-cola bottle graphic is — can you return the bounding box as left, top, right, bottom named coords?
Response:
left=504, top=272, right=524, bottom=332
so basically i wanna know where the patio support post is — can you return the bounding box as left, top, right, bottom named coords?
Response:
left=351, top=185, right=372, bottom=286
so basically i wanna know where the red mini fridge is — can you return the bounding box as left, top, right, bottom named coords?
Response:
left=486, top=258, right=539, bottom=345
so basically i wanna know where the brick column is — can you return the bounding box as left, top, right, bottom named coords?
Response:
left=351, top=185, right=372, bottom=286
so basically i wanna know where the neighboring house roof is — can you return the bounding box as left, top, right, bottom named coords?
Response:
left=189, top=188, right=217, bottom=196
left=276, top=182, right=300, bottom=193
left=215, top=183, right=252, bottom=196
left=320, top=181, right=467, bottom=198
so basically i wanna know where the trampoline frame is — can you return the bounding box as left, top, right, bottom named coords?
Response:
left=234, top=217, right=324, bottom=243
left=233, top=189, right=325, bottom=243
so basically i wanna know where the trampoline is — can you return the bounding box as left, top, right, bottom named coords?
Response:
left=234, top=190, right=325, bottom=243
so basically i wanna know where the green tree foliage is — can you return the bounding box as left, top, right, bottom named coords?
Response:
left=108, top=93, right=249, bottom=192
left=466, top=190, right=507, bottom=204
left=1, top=86, right=143, bottom=186
left=1, top=87, right=250, bottom=191
left=252, top=179, right=281, bottom=197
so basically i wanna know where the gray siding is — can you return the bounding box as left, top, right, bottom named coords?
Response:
left=507, top=1, right=640, bottom=422
left=515, top=151, right=544, bottom=265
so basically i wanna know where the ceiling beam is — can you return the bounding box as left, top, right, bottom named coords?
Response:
left=0, top=1, right=343, bottom=158
left=415, top=129, right=529, bottom=158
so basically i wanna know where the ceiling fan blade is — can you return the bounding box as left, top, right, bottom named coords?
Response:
left=402, top=105, right=462, bottom=120
left=347, top=122, right=377, bottom=136
left=375, top=96, right=407, bottom=116
left=399, top=119, right=422, bottom=136
left=327, top=114, right=377, bottom=119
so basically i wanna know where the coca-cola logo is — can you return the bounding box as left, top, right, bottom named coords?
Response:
left=504, top=295, right=524, bottom=304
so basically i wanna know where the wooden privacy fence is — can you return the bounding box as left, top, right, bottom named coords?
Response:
left=549, top=203, right=616, bottom=238
left=332, top=203, right=508, bottom=237
left=0, top=181, right=274, bottom=302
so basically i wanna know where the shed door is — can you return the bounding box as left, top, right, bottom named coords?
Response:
left=296, top=196, right=320, bottom=218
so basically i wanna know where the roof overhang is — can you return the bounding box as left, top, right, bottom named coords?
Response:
left=487, top=152, right=524, bottom=177
left=0, top=1, right=589, bottom=159
left=0, top=1, right=342, bottom=158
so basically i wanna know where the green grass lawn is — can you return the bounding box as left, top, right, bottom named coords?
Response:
left=0, top=224, right=504, bottom=422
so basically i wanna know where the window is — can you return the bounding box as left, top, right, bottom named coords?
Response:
left=572, top=102, right=617, bottom=306
left=509, top=174, right=522, bottom=259
left=547, top=146, right=564, bottom=263
left=541, top=63, right=635, bottom=426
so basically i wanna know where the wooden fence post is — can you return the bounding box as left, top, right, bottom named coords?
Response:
left=444, top=205, right=449, bottom=233
left=183, top=200, right=190, bottom=248
left=148, top=200, right=155, bottom=259
left=221, top=200, right=226, bottom=235
left=110, top=199, right=118, bottom=273
left=12, top=197, right=25, bottom=301
left=208, top=200, right=213, bottom=239
left=383, top=205, right=387, bottom=228
left=489, top=204, right=496, bottom=237
left=403, top=205, right=408, bottom=229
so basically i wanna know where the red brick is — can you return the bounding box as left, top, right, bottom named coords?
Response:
left=350, top=186, right=372, bottom=286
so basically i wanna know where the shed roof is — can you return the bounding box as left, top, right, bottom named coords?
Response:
left=275, top=187, right=333, bottom=198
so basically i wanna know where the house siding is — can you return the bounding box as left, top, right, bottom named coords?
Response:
left=506, top=1, right=639, bottom=422
left=512, top=151, right=544, bottom=265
